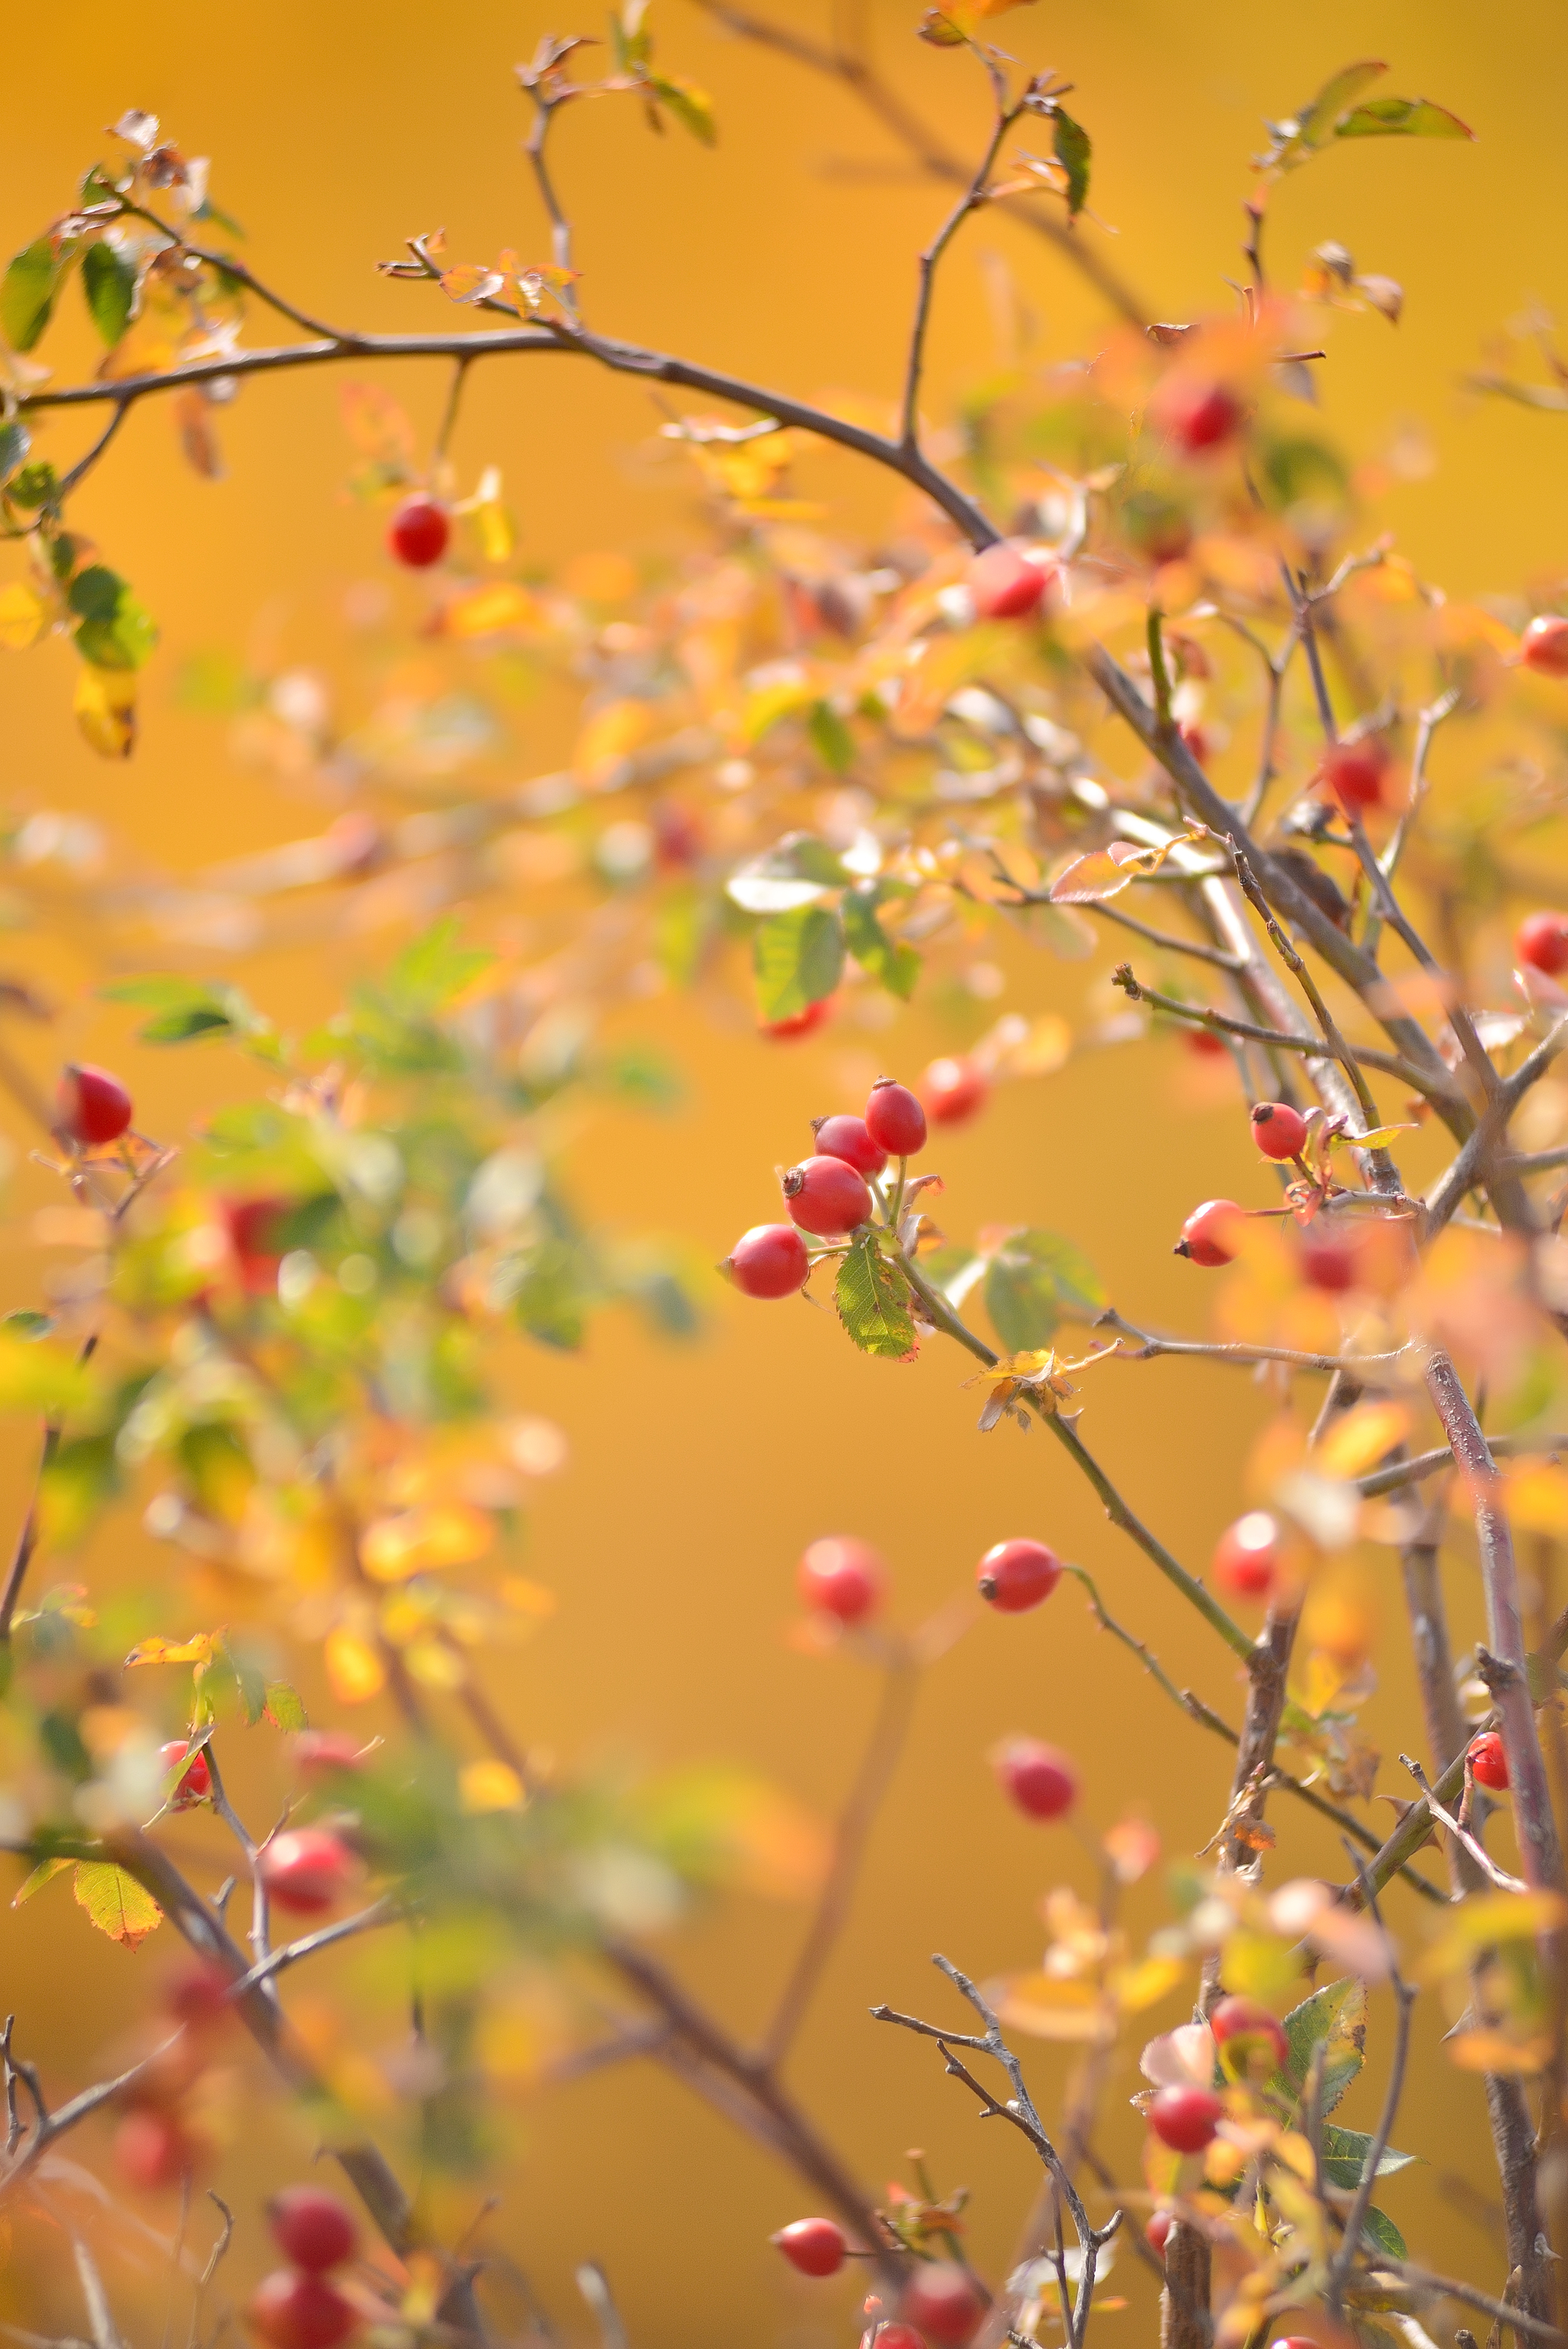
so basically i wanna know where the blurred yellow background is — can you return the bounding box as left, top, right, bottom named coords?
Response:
left=4, top=2, right=1568, bottom=2340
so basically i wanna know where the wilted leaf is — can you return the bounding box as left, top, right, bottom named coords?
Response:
left=835, top=1231, right=916, bottom=1361
left=81, top=240, right=137, bottom=345
left=73, top=1860, right=162, bottom=1949
left=174, top=389, right=224, bottom=479
left=841, top=886, right=919, bottom=1001
left=984, top=1230, right=1106, bottom=1351
left=1317, top=1399, right=1410, bottom=1481
left=439, top=262, right=505, bottom=305
left=920, top=0, right=1038, bottom=39
left=1282, top=1976, right=1365, bottom=2117
left=74, top=664, right=136, bottom=758
left=753, top=903, right=844, bottom=1021
left=1052, top=109, right=1092, bottom=219
left=1421, top=1889, right=1568, bottom=1981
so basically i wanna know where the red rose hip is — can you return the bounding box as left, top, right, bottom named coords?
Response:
left=248, top=2270, right=359, bottom=2349
left=727, top=1224, right=810, bottom=1300
left=57, top=1062, right=133, bottom=1148
left=968, top=541, right=1054, bottom=622
left=259, top=1828, right=355, bottom=1916
left=761, top=996, right=834, bottom=1042
left=1516, top=912, right=1568, bottom=977
left=1145, top=2211, right=1173, bottom=2260
left=811, top=1114, right=888, bottom=1178
left=864, top=1079, right=926, bottom=1158
left=1148, top=2084, right=1223, bottom=2153
left=387, top=495, right=449, bottom=569
left=1318, top=738, right=1390, bottom=812
left=976, top=1538, right=1061, bottom=1614
left=799, top=1536, right=884, bottom=1625
left=159, top=1739, right=211, bottom=1809
left=1521, top=616, right=1568, bottom=677
left=1209, top=1995, right=1288, bottom=2077
left=993, top=1736, right=1078, bottom=1821
left=1177, top=1201, right=1243, bottom=1268
left=1152, top=377, right=1242, bottom=456
left=270, top=2187, right=357, bottom=2273
left=115, top=2108, right=194, bottom=2192
left=772, top=2216, right=847, bottom=2278
left=1213, top=1511, right=1279, bottom=1598
left=1468, top=1730, right=1509, bottom=1790
left=902, top=2263, right=985, bottom=2347
left=1250, top=1100, right=1307, bottom=1161
left=923, top=1056, right=989, bottom=1128
left=781, top=1155, right=872, bottom=1237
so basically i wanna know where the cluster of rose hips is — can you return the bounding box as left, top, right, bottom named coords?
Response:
left=249, top=2188, right=361, bottom=2349
left=1174, top=1096, right=1358, bottom=1283
left=772, top=2221, right=986, bottom=2349
left=724, top=1077, right=929, bottom=1299
left=795, top=1531, right=1079, bottom=1826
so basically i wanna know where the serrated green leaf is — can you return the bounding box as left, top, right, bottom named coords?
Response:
left=0, top=420, right=29, bottom=486
left=983, top=1230, right=1106, bottom=1353
left=1334, top=95, right=1474, bottom=142
left=11, top=1854, right=71, bottom=1906
left=1360, top=2207, right=1408, bottom=2262
left=1282, top=1976, right=1366, bottom=2118
left=841, top=887, right=919, bottom=1001
left=2, top=237, right=67, bottom=352
left=102, top=975, right=265, bottom=1045
left=82, top=240, right=137, bottom=345
left=387, top=916, right=494, bottom=1014
left=835, top=1231, right=916, bottom=1361
left=1052, top=109, right=1092, bottom=218
left=753, top=903, right=844, bottom=1022
left=1321, top=2123, right=1419, bottom=2191
left=73, top=1859, right=162, bottom=1949
left=807, top=699, right=855, bottom=776
left=649, top=72, right=716, bottom=145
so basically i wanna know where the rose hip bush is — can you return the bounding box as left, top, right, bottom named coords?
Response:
left=2, top=5, right=1568, bottom=2347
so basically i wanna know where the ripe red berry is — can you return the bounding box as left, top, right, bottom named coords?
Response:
left=923, top=1057, right=989, bottom=1129
left=1148, top=2084, right=1223, bottom=2154
left=861, top=2331, right=923, bottom=2349
left=57, top=1062, right=133, bottom=1148
left=727, top=1223, right=811, bottom=1300
left=165, top=1960, right=236, bottom=2031
left=1145, top=2211, right=1173, bottom=2260
left=1177, top=1200, right=1243, bottom=1268
left=1152, top=377, right=1243, bottom=456
left=1209, top=1995, right=1288, bottom=2078
left=1516, top=912, right=1568, bottom=977
left=159, top=1739, right=211, bottom=1809
left=968, top=541, right=1055, bottom=622
left=387, top=495, right=449, bottom=569
left=976, top=1538, right=1062, bottom=1614
left=799, top=1536, right=884, bottom=1625
left=1251, top=1100, right=1308, bottom=1161
left=1301, top=1233, right=1357, bottom=1293
left=761, top=996, right=834, bottom=1042
left=259, top=1828, right=355, bottom=1916
left=1319, top=737, right=1390, bottom=812
left=1213, top=1511, right=1279, bottom=1599
left=270, top=2187, right=358, bottom=2273
left=1468, top=1730, right=1510, bottom=1791
left=248, top=2270, right=359, bottom=2349
left=1178, top=720, right=1209, bottom=765
left=864, top=1079, right=926, bottom=1158
left=1521, top=616, right=1568, bottom=678
left=224, top=1196, right=291, bottom=1295
left=902, top=2263, right=986, bottom=2348
left=781, top=1155, right=873, bottom=1238
left=1184, top=1027, right=1228, bottom=1060
left=291, top=1730, right=365, bottom=1774
left=811, top=1115, right=888, bottom=1178
left=773, top=2217, right=847, bottom=2278
left=993, top=1737, right=1078, bottom=1822
left=114, top=2108, right=195, bottom=2193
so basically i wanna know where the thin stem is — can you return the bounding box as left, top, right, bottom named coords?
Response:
left=523, top=100, right=581, bottom=318
left=1080, top=897, right=1244, bottom=970
left=1110, top=966, right=1461, bottom=1105
left=900, top=74, right=1018, bottom=449
left=56, top=400, right=132, bottom=500
left=119, top=204, right=355, bottom=345
left=1097, top=1306, right=1413, bottom=1377
left=0, top=1334, right=99, bottom=1643
left=1227, top=841, right=1383, bottom=1136
left=432, top=356, right=472, bottom=463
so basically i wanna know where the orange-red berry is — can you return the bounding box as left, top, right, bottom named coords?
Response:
left=1516, top=912, right=1568, bottom=977
left=387, top=495, right=449, bottom=568
left=1319, top=738, right=1390, bottom=812
left=811, top=1115, right=888, bottom=1178
left=976, top=1538, right=1061, bottom=1613
left=1148, top=2085, right=1223, bottom=2153
left=1145, top=2211, right=1173, bottom=2260
left=1213, top=1511, right=1279, bottom=1599
left=270, top=2187, right=357, bottom=2273
left=248, top=2271, right=359, bottom=2349
left=57, top=1062, right=132, bottom=1147
left=260, top=1828, right=355, bottom=1916
left=1177, top=1201, right=1243, bottom=1267
left=799, top=1537, right=884, bottom=1625
left=901, top=2264, right=986, bottom=2347
left=773, top=2217, right=847, bottom=2278
left=864, top=1079, right=927, bottom=1158
left=923, top=1057, right=989, bottom=1128
left=1152, top=377, right=1243, bottom=456
left=1251, top=1100, right=1307, bottom=1161
left=968, top=541, right=1055, bottom=622
left=114, top=2108, right=195, bottom=2193
left=1521, top=616, right=1568, bottom=677
left=728, top=1224, right=811, bottom=1300
left=781, top=1156, right=872, bottom=1238
left=994, top=1737, right=1078, bottom=1821
left=1210, top=1995, right=1288, bottom=2077
left=761, top=996, right=834, bottom=1042
left=159, top=1739, right=211, bottom=1809
left=1468, top=1730, right=1509, bottom=1791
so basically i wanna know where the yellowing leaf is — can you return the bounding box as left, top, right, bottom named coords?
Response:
left=361, top=1501, right=495, bottom=1582
left=11, top=1855, right=71, bottom=1906
left=1317, top=1400, right=1410, bottom=1482
left=986, top=1972, right=1113, bottom=2041
left=439, top=581, right=541, bottom=640
left=1220, top=1926, right=1307, bottom=2001
left=324, top=1625, right=387, bottom=1705
left=439, top=262, right=505, bottom=305
left=1422, top=1890, right=1568, bottom=1980
left=1049, top=829, right=1204, bottom=904
left=73, top=1860, right=162, bottom=1949
left=1446, top=2029, right=1553, bottom=2076
left=1108, top=1953, right=1187, bottom=2011
left=0, top=1330, right=100, bottom=1416
left=459, top=1759, right=525, bottom=1813
left=125, top=1632, right=218, bottom=1667
left=1327, top=1121, right=1417, bottom=1151
left=0, top=582, right=49, bottom=651
left=74, top=664, right=136, bottom=758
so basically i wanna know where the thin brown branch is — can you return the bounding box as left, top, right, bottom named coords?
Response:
left=900, top=72, right=1019, bottom=449
left=1110, top=964, right=1463, bottom=1106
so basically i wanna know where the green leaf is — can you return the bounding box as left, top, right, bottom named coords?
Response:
left=5, top=462, right=58, bottom=512
left=753, top=903, right=844, bottom=1022
left=1360, top=2207, right=1409, bottom=2262
left=11, top=1854, right=71, bottom=1906
left=807, top=699, right=855, bottom=776
left=835, top=1231, right=916, bottom=1361
left=39, top=1434, right=119, bottom=1550
left=984, top=1230, right=1106, bottom=1352
left=841, top=887, right=919, bottom=1001
left=2, top=236, right=66, bottom=352
left=82, top=240, right=137, bottom=345
left=1052, top=109, right=1092, bottom=218
left=73, top=1859, right=162, bottom=1949
left=0, top=420, right=29, bottom=486
left=655, top=884, right=719, bottom=988
left=1292, top=60, right=1389, bottom=149
left=1282, top=1976, right=1366, bottom=2119
left=221, top=1633, right=268, bottom=1727
left=2, top=1311, right=52, bottom=1339
left=649, top=72, right=717, bottom=145
left=1334, top=94, right=1474, bottom=142
left=1321, top=2124, right=1419, bottom=2191
left=505, top=1235, right=593, bottom=1351
left=102, top=974, right=266, bottom=1044
left=69, top=564, right=158, bottom=671
left=387, top=916, right=494, bottom=1014
left=727, top=831, right=846, bottom=913
left=0, top=1330, right=96, bottom=1415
